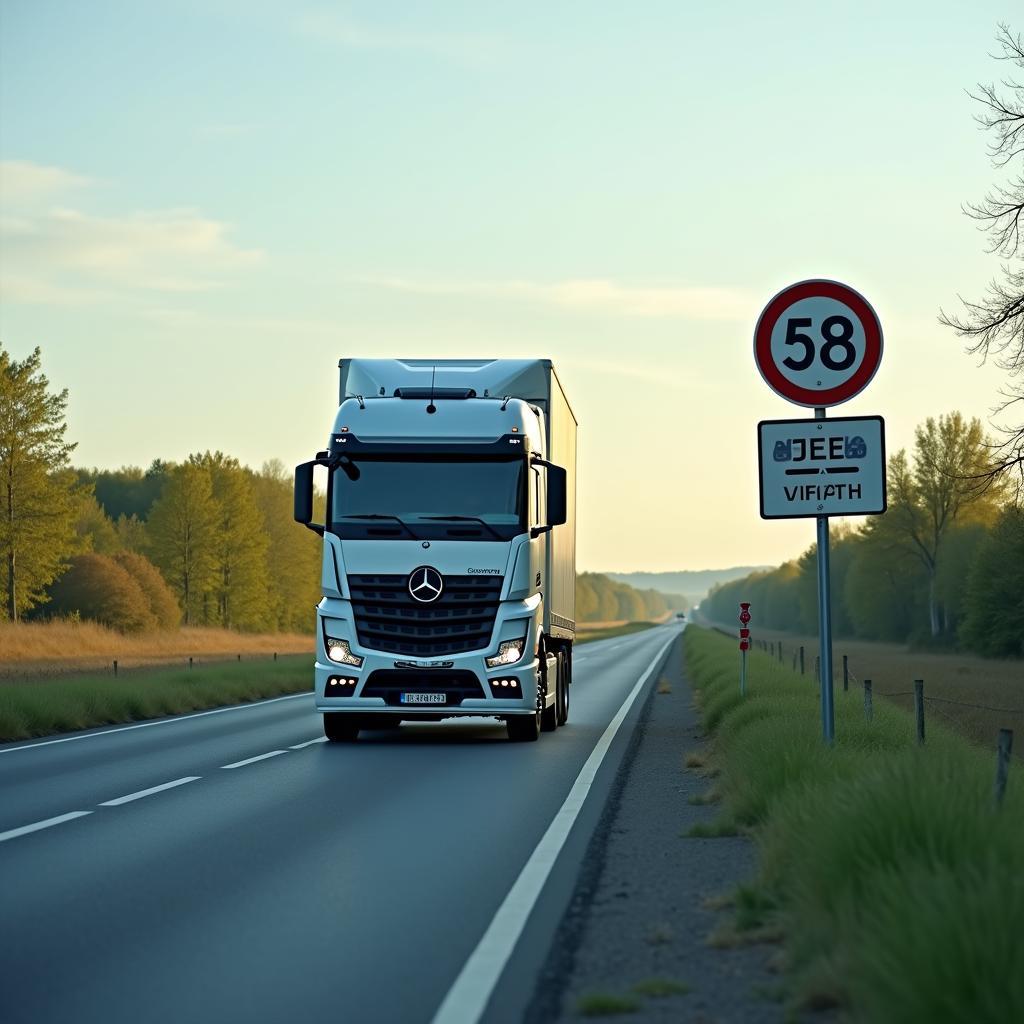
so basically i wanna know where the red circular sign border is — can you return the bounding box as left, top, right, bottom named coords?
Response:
left=753, top=279, right=883, bottom=407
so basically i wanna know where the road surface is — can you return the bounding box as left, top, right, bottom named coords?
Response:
left=0, top=624, right=681, bottom=1024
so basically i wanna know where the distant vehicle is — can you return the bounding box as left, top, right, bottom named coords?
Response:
left=295, top=359, right=578, bottom=743
left=676, top=612, right=686, bottom=620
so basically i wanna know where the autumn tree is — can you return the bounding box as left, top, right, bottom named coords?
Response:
left=113, top=551, right=180, bottom=630
left=941, top=24, right=1024, bottom=489
left=0, top=345, right=80, bottom=621
left=146, top=463, right=219, bottom=625
left=48, top=553, right=155, bottom=633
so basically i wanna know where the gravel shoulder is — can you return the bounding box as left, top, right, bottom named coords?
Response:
left=527, top=636, right=784, bottom=1023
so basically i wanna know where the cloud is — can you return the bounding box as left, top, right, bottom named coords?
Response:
left=0, top=161, right=263, bottom=302
left=355, top=275, right=750, bottom=320
left=295, top=10, right=501, bottom=65
left=0, top=160, right=90, bottom=203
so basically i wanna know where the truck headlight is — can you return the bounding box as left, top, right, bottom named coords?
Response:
left=486, top=637, right=527, bottom=668
left=326, top=637, right=364, bottom=667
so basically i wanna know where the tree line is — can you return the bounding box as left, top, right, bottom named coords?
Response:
left=702, top=412, right=1023, bottom=657
left=2, top=345, right=681, bottom=635
left=577, top=571, right=687, bottom=623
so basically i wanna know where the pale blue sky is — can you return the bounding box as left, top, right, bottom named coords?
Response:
left=0, top=1, right=1016, bottom=571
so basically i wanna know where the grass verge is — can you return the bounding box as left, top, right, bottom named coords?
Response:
left=0, top=657, right=311, bottom=742
left=577, top=620, right=664, bottom=644
left=684, top=626, right=1024, bottom=1023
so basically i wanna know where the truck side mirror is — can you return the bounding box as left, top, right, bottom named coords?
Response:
left=547, top=464, right=567, bottom=527
left=294, top=461, right=325, bottom=535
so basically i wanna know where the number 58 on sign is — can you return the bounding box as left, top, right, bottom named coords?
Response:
left=754, top=279, right=883, bottom=408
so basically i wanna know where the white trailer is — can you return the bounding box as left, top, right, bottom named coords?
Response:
left=295, top=359, right=578, bottom=742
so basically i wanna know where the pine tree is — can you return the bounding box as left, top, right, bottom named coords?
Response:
left=0, top=345, right=80, bottom=621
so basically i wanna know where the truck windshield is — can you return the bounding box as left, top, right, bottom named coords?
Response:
left=330, top=458, right=526, bottom=541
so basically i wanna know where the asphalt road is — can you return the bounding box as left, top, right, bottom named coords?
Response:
left=0, top=624, right=681, bottom=1024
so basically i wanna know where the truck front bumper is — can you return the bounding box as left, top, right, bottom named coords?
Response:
left=314, top=599, right=545, bottom=718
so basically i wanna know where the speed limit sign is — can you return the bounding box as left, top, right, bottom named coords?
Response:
left=754, top=279, right=883, bottom=407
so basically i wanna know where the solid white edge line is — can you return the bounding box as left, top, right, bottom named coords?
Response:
left=429, top=629, right=679, bottom=1024
left=0, top=691, right=313, bottom=756
left=289, top=737, right=328, bottom=749
left=0, top=810, right=92, bottom=843
left=220, top=750, right=287, bottom=770
left=98, top=776, right=201, bottom=807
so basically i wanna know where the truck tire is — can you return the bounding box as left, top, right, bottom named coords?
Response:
left=556, top=650, right=570, bottom=726
left=323, top=714, right=360, bottom=742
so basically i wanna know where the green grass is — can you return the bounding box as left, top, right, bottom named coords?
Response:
left=575, top=992, right=640, bottom=1016
left=0, top=657, right=311, bottom=742
left=577, top=620, right=663, bottom=644
left=683, top=626, right=1024, bottom=1023
left=631, top=977, right=691, bottom=997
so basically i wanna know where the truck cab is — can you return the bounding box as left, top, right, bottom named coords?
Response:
left=294, top=359, right=577, bottom=742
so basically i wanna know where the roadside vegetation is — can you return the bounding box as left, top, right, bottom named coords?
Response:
left=0, top=656, right=311, bottom=741
left=702, top=411, right=1023, bottom=657
left=683, top=626, right=1024, bottom=1022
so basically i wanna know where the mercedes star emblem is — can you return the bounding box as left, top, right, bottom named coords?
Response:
left=408, top=566, right=444, bottom=603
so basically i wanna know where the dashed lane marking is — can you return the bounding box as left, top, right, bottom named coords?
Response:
left=289, top=737, right=329, bottom=749
left=220, top=750, right=287, bottom=770
left=98, top=777, right=201, bottom=807
left=0, top=811, right=92, bottom=843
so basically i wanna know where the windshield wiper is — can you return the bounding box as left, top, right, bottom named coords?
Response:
left=339, top=514, right=419, bottom=539
left=421, top=515, right=504, bottom=541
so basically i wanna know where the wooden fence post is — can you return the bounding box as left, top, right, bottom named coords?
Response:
left=815, top=656, right=820, bottom=684
left=864, top=679, right=873, bottom=722
left=995, top=729, right=1013, bottom=807
left=189, top=656, right=193, bottom=671
left=843, top=655, right=849, bottom=692
left=914, top=679, right=925, bottom=745
left=113, top=659, right=118, bottom=677
left=800, top=646, right=805, bottom=676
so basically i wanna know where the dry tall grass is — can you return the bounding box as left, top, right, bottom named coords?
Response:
left=0, top=620, right=312, bottom=680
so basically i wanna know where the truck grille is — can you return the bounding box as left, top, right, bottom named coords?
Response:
left=347, top=574, right=503, bottom=657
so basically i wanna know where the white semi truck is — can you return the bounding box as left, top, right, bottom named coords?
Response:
left=294, top=359, right=578, bottom=742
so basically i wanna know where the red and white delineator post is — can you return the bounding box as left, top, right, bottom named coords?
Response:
left=739, top=602, right=751, bottom=696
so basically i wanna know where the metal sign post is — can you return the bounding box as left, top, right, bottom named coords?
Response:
left=814, top=408, right=835, bottom=744
left=753, top=279, right=885, bottom=746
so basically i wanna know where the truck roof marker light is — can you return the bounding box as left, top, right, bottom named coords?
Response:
left=511, top=427, right=519, bottom=433
left=340, top=426, right=349, bottom=432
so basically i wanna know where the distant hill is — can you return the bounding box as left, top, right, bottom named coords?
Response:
left=603, top=568, right=772, bottom=606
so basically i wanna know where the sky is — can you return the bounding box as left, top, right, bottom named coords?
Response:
left=0, top=0, right=1017, bottom=573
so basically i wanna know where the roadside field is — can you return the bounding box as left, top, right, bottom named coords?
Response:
left=683, top=626, right=1023, bottom=1021
left=705, top=620, right=1023, bottom=753
left=0, top=620, right=312, bottom=680
left=0, top=620, right=663, bottom=742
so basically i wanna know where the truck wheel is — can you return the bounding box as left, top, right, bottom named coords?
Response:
left=323, top=714, right=360, bottom=742
left=556, top=651, right=570, bottom=726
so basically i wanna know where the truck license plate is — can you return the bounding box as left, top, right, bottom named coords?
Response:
left=401, top=693, right=446, bottom=704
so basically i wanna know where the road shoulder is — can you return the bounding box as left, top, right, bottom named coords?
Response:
left=528, top=637, right=783, bottom=1023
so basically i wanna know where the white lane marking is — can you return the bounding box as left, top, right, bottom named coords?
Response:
left=0, top=810, right=92, bottom=843
left=289, top=737, right=328, bottom=749
left=430, top=631, right=678, bottom=1024
left=98, top=776, right=201, bottom=807
left=0, top=691, right=313, bottom=756
left=220, top=750, right=287, bottom=770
